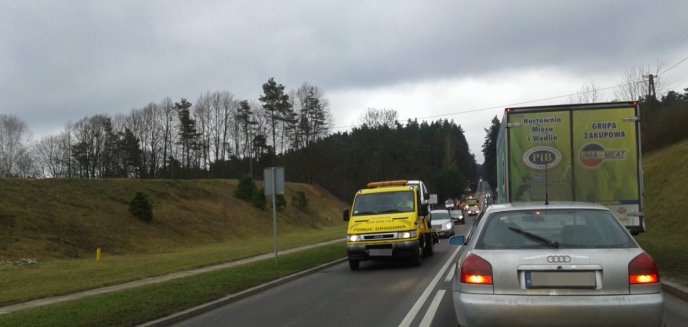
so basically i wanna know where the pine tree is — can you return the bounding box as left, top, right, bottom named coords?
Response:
left=259, top=78, right=292, bottom=161
left=175, top=98, right=196, bottom=175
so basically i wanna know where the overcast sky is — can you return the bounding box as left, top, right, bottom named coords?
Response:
left=2, top=0, right=688, bottom=163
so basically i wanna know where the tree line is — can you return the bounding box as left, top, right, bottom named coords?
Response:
left=1, top=82, right=478, bottom=203
left=1, top=78, right=331, bottom=179
left=3, top=71, right=687, bottom=203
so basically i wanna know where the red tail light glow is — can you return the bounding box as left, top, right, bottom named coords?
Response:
left=461, top=254, right=493, bottom=284
left=629, top=252, right=660, bottom=284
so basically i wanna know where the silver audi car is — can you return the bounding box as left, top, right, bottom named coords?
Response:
left=449, top=202, right=664, bottom=327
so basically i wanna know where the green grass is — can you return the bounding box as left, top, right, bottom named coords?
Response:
left=635, top=139, right=688, bottom=286
left=0, top=243, right=346, bottom=327
left=0, top=227, right=343, bottom=306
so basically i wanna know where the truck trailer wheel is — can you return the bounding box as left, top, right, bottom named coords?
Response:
left=349, top=259, right=360, bottom=270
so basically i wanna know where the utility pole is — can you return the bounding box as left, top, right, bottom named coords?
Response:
left=643, top=74, right=657, bottom=100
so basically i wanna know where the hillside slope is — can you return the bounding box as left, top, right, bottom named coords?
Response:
left=636, top=138, right=688, bottom=284
left=0, top=179, right=347, bottom=259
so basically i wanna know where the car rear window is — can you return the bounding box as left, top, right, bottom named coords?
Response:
left=476, top=209, right=636, bottom=249
left=432, top=211, right=450, bottom=220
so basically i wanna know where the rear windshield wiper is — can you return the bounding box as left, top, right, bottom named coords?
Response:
left=508, top=227, right=559, bottom=248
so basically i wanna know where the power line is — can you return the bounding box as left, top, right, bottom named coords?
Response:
left=661, top=54, right=688, bottom=74
left=331, top=80, right=642, bottom=131
left=332, top=54, right=688, bottom=131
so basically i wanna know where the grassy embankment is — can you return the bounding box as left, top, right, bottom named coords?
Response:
left=635, top=139, right=688, bottom=286
left=0, top=179, right=348, bottom=306
left=1, top=138, right=686, bottom=325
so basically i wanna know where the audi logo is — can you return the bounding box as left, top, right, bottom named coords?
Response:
left=547, top=255, right=572, bottom=263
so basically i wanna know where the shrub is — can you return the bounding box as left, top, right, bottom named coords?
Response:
left=291, top=191, right=309, bottom=211
left=129, top=192, right=153, bottom=222
left=235, top=175, right=256, bottom=200
left=252, top=188, right=266, bottom=209
left=275, top=194, right=287, bottom=211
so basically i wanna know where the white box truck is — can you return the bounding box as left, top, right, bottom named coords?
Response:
left=496, top=102, right=645, bottom=234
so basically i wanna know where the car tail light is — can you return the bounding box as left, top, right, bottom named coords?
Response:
left=629, top=252, right=660, bottom=284
left=461, top=254, right=493, bottom=284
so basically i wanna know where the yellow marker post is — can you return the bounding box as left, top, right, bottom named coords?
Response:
left=96, top=248, right=101, bottom=262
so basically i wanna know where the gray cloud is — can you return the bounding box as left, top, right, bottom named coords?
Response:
left=2, top=0, right=688, bottom=145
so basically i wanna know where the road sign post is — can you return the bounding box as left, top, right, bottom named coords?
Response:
left=264, top=167, right=284, bottom=264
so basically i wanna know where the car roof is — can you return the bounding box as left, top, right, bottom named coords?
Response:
left=485, top=201, right=610, bottom=213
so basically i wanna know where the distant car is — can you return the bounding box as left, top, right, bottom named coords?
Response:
left=430, top=209, right=454, bottom=238
left=449, top=209, right=464, bottom=224
left=463, top=197, right=478, bottom=209
left=449, top=202, right=664, bottom=327
left=466, top=204, right=480, bottom=216
left=444, top=199, right=455, bottom=209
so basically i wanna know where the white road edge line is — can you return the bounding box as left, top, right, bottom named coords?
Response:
left=398, top=246, right=461, bottom=327
left=445, top=262, right=456, bottom=283
left=419, top=290, right=446, bottom=327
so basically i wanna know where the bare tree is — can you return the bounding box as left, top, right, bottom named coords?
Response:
left=569, top=82, right=602, bottom=104
left=159, top=97, right=177, bottom=173
left=34, top=134, right=68, bottom=178
left=125, top=107, right=147, bottom=175
left=71, top=115, right=114, bottom=178
left=358, top=108, right=399, bottom=128
left=221, top=92, right=237, bottom=160
left=0, top=114, right=31, bottom=177
left=193, top=93, right=211, bottom=170
left=207, top=91, right=235, bottom=162
left=136, top=103, right=163, bottom=177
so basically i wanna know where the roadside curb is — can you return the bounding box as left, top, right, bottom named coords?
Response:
left=662, top=281, right=688, bottom=302
left=139, top=257, right=348, bottom=327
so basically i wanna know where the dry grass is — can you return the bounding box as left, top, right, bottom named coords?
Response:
left=0, top=178, right=348, bottom=305
left=635, top=139, right=688, bottom=286
left=0, top=179, right=347, bottom=259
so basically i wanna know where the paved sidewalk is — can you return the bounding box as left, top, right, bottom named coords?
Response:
left=0, top=238, right=344, bottom=315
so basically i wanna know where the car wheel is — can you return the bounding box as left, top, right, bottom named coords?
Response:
left=349, top=259, right=360, bottom=270
left=412, top=239, right=424, bottom=266
left=424, top=235, right=434, bottom=257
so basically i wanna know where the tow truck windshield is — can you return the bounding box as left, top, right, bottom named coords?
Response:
left=352, top=191, right=415, bottom=216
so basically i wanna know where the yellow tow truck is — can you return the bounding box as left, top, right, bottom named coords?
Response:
left=342, top=180, right=438, bottom=270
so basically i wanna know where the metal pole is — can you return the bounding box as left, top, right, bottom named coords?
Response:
left=272, top=167, right=278, bottom=264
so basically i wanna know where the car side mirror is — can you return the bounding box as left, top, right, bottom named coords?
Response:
left=419, top=204, right=428, bottom=217
left=343, top=208, right=350, bottom=221
left=448, top=235, right=466, bottom=246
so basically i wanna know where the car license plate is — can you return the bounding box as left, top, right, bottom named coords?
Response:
left=368, top=249, right=393, bottom=256
left=525, top=271, right=596, bottom=288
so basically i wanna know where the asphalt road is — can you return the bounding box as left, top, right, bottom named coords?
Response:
left=173, top=219, right=475, bottom=327
left=665, top=291, right=688, bottom=326
left=172, top=215, right=688, bottom=327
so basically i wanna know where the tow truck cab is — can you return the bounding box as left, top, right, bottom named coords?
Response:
left=342, top=180, right=438, bottom=270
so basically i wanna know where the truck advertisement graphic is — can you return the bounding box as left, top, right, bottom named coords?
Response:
left=507, top=110, right=573, bottom=201
left=497, top=102, right=644, bottom=233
